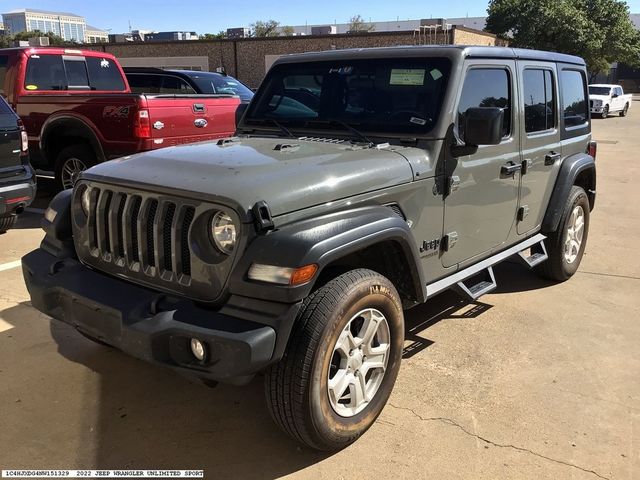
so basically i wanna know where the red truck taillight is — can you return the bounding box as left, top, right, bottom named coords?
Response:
left=587, top=141, right=597, bottom=160
left=134, top=109, right=151, bottom=139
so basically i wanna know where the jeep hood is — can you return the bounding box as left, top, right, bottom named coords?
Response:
left=83, top=137, right=415, bottom=218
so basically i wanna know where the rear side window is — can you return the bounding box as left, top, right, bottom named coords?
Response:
left=0, top=96, right=13, bottom=114
left=159, top=76, right=196, bottom=94
left=523, top=69, right=556, bottom=133
left=63, top=57, right=90, bottom=89
left=0, top=55, right=8, bottom=96
left=127, top=74, right=160, bottom=93
left=458, top=68, right=511, bottom=139
left=561, top=70, right=588, bottom=127
left=86, top=57, right=126, bottom=91
left=25, top=55, right=66, bottom=91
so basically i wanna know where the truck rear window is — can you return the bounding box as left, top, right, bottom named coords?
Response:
left=25, top=55, right=66, bottom=90
left=245, top=58, right=451, bottom=135
left=86, top=57, right=126, bottom=91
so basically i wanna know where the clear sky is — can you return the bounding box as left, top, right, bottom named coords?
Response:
left=3, top=0, right=640, bottom=34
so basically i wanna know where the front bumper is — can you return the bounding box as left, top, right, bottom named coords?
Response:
left=22, top=247, right=299, bottom=385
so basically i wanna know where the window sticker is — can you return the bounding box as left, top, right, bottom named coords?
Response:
left=25, top=85, right=38, bottom=90
left=430, top=69, right=443, bottom=80
left=100, top=58, right=110, bottom=68
left=410, top=116, right=427, bottom=125
left=390, top=69, right=425, bottom=85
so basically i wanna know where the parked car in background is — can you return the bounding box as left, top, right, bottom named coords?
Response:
left=588, top=84, right=631, bottom=118
left=124, top=68, right=254, bottom=103
left=0, top=95, right=35, bottom=233
left=0, top=47, right=240, bottom=189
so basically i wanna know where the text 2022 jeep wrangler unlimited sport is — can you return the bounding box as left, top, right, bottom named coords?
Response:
left=22, top=46, right=596, bottom=450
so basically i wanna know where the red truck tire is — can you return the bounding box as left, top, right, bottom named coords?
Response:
left=55, top=144, right=97, bottom=190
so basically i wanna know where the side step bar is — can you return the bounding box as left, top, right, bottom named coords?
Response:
left=453, top=266, right=497, bottom=301
left=426, top=233, right=547, bottom=300
left=516, top=238, right=548, bottom=268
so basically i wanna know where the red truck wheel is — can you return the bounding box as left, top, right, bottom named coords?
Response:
left=55, top=145, right=96, bottom=190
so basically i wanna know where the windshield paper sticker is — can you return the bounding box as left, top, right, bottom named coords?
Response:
left=410, top=117, right=427, bottom=125
left=390, top=69, right=425, bottom=85
left=430, top=69, right=443, bottom=80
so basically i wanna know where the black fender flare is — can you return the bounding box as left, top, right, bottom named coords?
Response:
left=228, top=205, right=426, bottom=304
left=40, top=115, right=106, bottom=166
left=542, top=152, right=596, bottom=233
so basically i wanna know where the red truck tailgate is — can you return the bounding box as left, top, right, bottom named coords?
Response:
left=143, top=95, right=240, bottom=148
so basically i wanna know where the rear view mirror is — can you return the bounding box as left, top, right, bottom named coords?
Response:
left=463, top=107, right=504, bottom=146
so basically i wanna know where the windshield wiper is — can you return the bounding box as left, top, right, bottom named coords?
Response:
left=304, top=119, right=374, bottom=145
left=251, top=118, right=296, bottom=138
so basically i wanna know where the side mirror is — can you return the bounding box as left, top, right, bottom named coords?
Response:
left=612, top=93, right=619, bottom=98
left=235, top=102, right=248, bottom=127
left=463, top=107, right=504, bottom=146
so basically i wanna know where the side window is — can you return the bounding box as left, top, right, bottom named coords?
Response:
left=159, top=76, right=196, bottom=94
left=86, top=57, right=126, bottom=91
left=523, top=69, right=556, bottom=133
left=63, top=57, right=90, bottom=89
left=24, top=55, right=66, bottom=91
left=0, top=55, right=8, bottom=97
left=615, top=87, right=623, bottom=96
left=127, top=74, right=161, bottom=94
left=560, top=70, right=588, bottom=127
left=458, top=68, right=511, bottom=140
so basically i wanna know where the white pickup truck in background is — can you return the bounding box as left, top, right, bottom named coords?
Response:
left=589, top=84, right=632, bottom=118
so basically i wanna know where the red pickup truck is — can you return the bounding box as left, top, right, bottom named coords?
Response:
left=0, top=47, right=240, bottom=188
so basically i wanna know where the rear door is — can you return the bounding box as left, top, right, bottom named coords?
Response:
left=0, top=98, right=22, bottom=170
left=516, top=62, right=562, bottom=235
left=145, top=95, right=240, bottom=148
left=442, top=60, right=521, bottom=268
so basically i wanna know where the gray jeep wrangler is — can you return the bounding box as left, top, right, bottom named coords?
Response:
left=22, top=46, right=596, bottom=451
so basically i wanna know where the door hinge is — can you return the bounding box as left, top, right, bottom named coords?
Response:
left=441, top=232, right=459, bottom=252
left=521, top=159, right=532, bottom=175
left=447, top=175, right=461, bottom=195
left=517, top=205, right=530, bottom=222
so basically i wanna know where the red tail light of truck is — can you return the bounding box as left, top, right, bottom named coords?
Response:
left=134, top=110, right=151, bottom=139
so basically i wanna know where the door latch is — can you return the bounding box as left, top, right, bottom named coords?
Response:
left=501, top=162, right=522, bottom=177
left=545, top=151, right=561, bottom=166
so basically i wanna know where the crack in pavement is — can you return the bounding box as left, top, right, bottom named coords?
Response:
left=386, top=403, right=611, bottom=480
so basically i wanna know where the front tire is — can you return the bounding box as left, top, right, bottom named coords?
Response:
left=536, top=186, right=590, bottom=282
left=265, top=269, right=404, bottom=451
left=54, top=144, right=96, bottom=190
left=601, top=105, right=609, bottom=119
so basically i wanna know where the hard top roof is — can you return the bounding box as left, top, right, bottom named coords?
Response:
left=273, top=45, right=585, bottom=67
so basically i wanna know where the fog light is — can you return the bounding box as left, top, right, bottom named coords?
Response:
left=190, top=338, right=206, bottom=361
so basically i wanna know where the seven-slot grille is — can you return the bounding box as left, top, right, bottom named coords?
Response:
left=85, top=186, right=196, bottom=283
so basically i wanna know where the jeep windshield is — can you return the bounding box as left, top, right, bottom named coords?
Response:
left=244, top=57, right=451, bottom=138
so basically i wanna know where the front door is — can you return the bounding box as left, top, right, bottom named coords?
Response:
left=517, top=62, right=562, bottom=234
left=442, top=61, right=521, bottom=268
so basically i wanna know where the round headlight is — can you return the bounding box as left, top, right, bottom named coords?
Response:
left=210, top=211, right=237, bottom=254
left=81, top=187, right=91, bottom=216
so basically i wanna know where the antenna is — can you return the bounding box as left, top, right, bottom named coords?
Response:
left=128, top=20, right=132, bottom=33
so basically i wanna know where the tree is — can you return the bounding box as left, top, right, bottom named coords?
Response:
left=486, top=0, right=640, bottom=79
left=251, top=20, right=280, bottom=37
left=348, top=14, right=375, bottom=33
left=2, top=29, right=75, bottom=46
left=200, top=31, right=226, bottom=40
left=280, top=26, right=295, bottom=36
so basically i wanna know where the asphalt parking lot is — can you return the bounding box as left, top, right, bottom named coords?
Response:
left=1, top=105, right=639, bottom=480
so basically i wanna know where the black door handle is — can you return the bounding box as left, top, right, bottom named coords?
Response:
left=545, top=151, right=561, bottom=165
left=501, top=162, right=522, bottom=176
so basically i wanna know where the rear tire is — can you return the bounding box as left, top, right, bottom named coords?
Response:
left=265, top=269, right=404, bottom=451
left=620, top=103, right=629, bottom=117
left=0, top=215, right=16, bottom=234
left=536, top=186, right=590, bottom=282
left=54, top=144, right=96, bottom=190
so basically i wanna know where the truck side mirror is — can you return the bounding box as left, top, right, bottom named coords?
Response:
left=463, top=107, right=504, bottom=146
left=612, top=93, right=619, bottom=98
left=235, top=103, right=248, bottom=127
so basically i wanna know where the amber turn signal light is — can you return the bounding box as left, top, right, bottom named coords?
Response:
left=290, top=264, right=318, bottom=286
